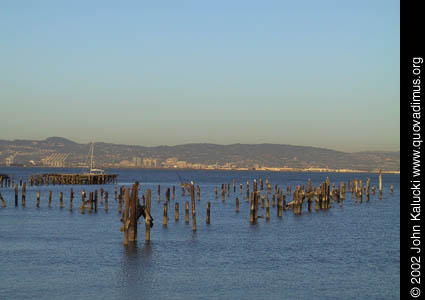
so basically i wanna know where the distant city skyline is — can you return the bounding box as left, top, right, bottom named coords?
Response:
left=0, top=0, right=400, bottom=152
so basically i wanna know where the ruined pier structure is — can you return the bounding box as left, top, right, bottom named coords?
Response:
left=28, top=173, right=118, bottom=186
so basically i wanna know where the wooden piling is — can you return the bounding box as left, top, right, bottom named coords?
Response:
left=235, top=197, right=239, bottom=213
left=249, top=193, right=255, bottom=223
left=246, top=181, right=249, bottom=201
left=48, top=190, right=52, bottom=207
left=354, top=179, right=359, bottom=202
left=14, top=184, right=18, bottom=207
left=122, top=188, right=130, bottom=245
left=79, top=190, right=85, bottom=211
left=379, top=169, right=383, bottom=197
left=59, top=192, right=64, bottom=208
left=175, top=202, right=179, bottom=221
left=89, top=192, right=93, bottom=213
left=118, top=194, right=122, bottom=214
left=366, top=178, right=370, bottom=201
left=94, top=190, right=98, bottom=212
left=22, top=182, right=26, bottom=206
left=191, top=182, right=197, bottom=232
left=163, top=202, right=168, bottom=226
left=277, top=194, right=282, bottom=217
left=185, top=201, right=189, bottom=224
left=70, top=188, right=74, bottom=211
left=129, top=182, right=139, bottom=242
left=315, top=188, right=320, bottom=212
left=266, top=198, right=270, bottom=220
left=145, top=189, right=152, bottom=242
left=254, top=192, right=259, bottom=220
left=206, top=202, right=211, bottom=224
left=166, top=187, right=170, bottom=202
left=105, top=191, right=108, bottom=211
left=0, top=192, right=7, bottom=208
left=308, top=195, right=312, bottom=212
left=157, top=184, right=161, bottom=202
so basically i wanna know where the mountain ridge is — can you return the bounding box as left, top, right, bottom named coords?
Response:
left=0, top=137, right=400, bottom=171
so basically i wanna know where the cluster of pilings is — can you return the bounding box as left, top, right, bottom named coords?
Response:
left=0, top=174, right=11, bottom=188
left=0, top=184, right=113, bottom=212
left=117, top=181, right=203, bottom=244
left=0, top=170, right=394, bottom=248
left=210, top=169, right=389, bottom=224
left=27, top=173, right=118, bottom=185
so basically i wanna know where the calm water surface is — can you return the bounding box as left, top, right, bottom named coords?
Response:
left=0, top=168, right=400, bottom=299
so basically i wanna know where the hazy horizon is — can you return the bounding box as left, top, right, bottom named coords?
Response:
left=0, top=1, right=400, bottom=153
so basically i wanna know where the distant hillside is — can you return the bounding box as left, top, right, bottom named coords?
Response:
left=0, top=137, right=400, bottom=171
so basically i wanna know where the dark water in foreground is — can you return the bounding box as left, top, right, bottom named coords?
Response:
left=0, top=168, right=400, bottom=300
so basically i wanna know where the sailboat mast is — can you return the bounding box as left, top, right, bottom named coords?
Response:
left=90, top=142, right=94, bottom=171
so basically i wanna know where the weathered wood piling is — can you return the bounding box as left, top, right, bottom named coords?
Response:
left=14, top=184, right=18, bottom=206
left=128, top=183, right=139, bottom=242
left=105, top=191, right=109, bottom=211
left=22, top=182, right=26, bottom=206
left=60, top=192, right=64, bottom=208
left=191, top=182, right=197, bottom=231
left=122, top=188, right=130, bottom=245
left=145, top=189, right=152, bottom=242
left=175, top=202, right=179, bottom=221
left=185, top=201, right=189, bottom=224
left=0, top=192, right=6, bottom=207
left=36, top=190, right=40, bottom=208
left=163, top=202, right=168, bottom=226
left=206, top=202, right=211, bottom=224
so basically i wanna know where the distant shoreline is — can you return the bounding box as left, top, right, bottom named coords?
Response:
left=0, top=165, right=400, bottom=174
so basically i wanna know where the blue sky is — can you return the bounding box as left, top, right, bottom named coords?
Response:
left=0, top=0, right=399, bottom=152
